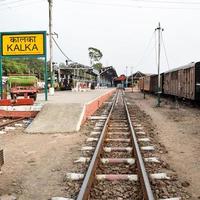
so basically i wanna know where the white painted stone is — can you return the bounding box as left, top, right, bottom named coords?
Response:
left=95, top=122, right=104, bottom=126
left=136, top=131, right=146, bottom=135
left=86, top=138, right=98, bottom=142
left=74, top=157, right=90, bottom=163
left=103, top=147, right=133, bottom=152
left=0, top=131, right=6, bottom=134
left=15, top=123, right=23, bottom=127
left=150, top=173, right=170, bottom=180
left=128, top=175, right=138, bottom=181
left=107, top=132, right=129, bottom=135
left=96, top=174, right=138, bottom=181
left=90, top=131, right=101, bottom=136
left=5, top=127, right=16, bottom=131
left=23, top=120, right=31, bottom=124
left=65, top=173, right=84, bottom=180
left=81, top=146, right=95, bottom=151
left=144, top=157, right=160, bottom=163
left=138, top=138, right=150, bottom=142
left=51, top=198, right=74, bottom=200
left=141, top=146, right=155, bottom=151
left=135, top=127, right=143, bottom=130
left=134, top=124, right=142, bottom=127
left=103, top=147, right=112, bottom=152
left=89, top=116, right=107, bottom=120
left=100, top=158, right=135, bottom=165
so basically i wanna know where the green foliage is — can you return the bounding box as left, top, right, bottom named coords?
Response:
left=2, top=57, right=45, bottom=80
left=88, top=47, right=103, bottom=65
left=92, top=62, right=103, bottom=71
left=7, top=76, right=37, bottom=87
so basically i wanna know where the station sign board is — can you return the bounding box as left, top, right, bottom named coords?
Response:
left=1, top=32, right=45, bottom=56
left=0, top=31, right=48, bottom=101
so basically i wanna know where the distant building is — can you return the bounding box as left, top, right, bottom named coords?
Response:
left=55, top=62, right=98, bottom=90
left=113, top=74, right=127, bottom=87
left=127, top=71, right=145, bottom=86
left=99, top=66, right=118, bottom=87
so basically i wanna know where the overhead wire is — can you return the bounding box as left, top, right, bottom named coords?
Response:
left=52, top=37, right=72, bottom=62
left=129, top=0, right=200, bottom=5
left=0, top=0, right=46, bottom=10
left=135, top=31, right=155, bottom=67
left=161, top=31, right=170, bottom=70
left=62, top=0, right=200, bottom=10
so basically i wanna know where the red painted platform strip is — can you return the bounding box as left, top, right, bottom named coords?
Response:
left=0, top=110, right=38, bottom=118
left=81, top=89, right=116, bottom=124
left=0, top=99, right=34, bottom=106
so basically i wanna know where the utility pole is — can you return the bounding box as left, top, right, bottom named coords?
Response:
left=48, top=0, right=54, bottom=94
left=131, top=67, right=133, bottom=92
left=125, top=66, right=128, bottom=88
left=155, top=22, right=163, bottom=107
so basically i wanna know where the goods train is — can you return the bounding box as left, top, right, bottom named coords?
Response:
left=139, top=62, right=200, bottom=101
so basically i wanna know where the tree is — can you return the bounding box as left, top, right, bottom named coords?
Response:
left=92, top=63, right=103, bottom=72
left=88, top=47, right=103, bottom=67
left=2, top=58, right=45, bottom=80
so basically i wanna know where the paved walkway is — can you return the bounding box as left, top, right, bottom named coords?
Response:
left=26, top=88, right=115, bottom=133
left=37, top=89, right=113, bottom=104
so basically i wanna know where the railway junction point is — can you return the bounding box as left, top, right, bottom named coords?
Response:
left=26, top=88, right=115, bottom=134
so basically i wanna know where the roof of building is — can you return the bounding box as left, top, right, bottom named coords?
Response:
left=114, top=74, right=126, bottom=81
left=99, top=66, right=118, bottom=80
left=128, top=71, right=145, bottom=80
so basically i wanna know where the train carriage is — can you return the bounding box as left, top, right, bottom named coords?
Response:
left=163, top=62, right=200, bottom=101
left=139, top=74, right=163, bottom=93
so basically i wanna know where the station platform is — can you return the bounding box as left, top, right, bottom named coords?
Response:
left=25, top=88, right=115, bottom=133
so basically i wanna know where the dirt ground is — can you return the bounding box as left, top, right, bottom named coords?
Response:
left=126, top=90, right=200, bottom=200
left=0, top=126, right=90, bottom=200
left=0, top=91, right=199, bottom=199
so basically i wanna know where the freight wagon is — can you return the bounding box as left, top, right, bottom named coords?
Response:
left=139, top=62, right=200, bottom=101
left=139, top=74, right=163, bottom=93
left=163, top=62, right=200, bottom=100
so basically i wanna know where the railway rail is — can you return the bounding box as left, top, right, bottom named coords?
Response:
left=65, top=90, right=181, bottom=200
left=75, top=90, right=154, bottom=199
left=0, top=117, right=26, bottom=130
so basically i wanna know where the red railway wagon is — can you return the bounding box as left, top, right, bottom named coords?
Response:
left=163, top=62, right=200, bottom=100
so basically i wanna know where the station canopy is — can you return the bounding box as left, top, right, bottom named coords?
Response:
left=100, top=66, right=118, bottom=81
left=58, top=62, right=99, bottom=76
left=128, top=71, right=145, bottom=81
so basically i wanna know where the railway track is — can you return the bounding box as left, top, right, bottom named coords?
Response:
left=0, top=117, right=26, bottom=130
left=66, top=90, right=181, bottom=200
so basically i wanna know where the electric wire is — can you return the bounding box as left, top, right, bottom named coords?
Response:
left=52, top=37, right=72, bottom=62
left=135, top=31, right=155, bottom=67
left=63, top=0, right=200, bottom=10
left=130, top=0, right=200, bottom=5
left=161, top=31, right=170, bottom=70
left=0, top=0, right=46, bottom=10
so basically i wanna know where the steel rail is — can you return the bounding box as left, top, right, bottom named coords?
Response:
left=76, top=90, right=119, bottom=200
left=123, top=92, right=155, bottom=200
left=0, top=117, right=26, bottom=130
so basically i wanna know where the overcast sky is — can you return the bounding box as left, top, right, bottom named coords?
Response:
left=1, top=0, right=200, bottom=75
